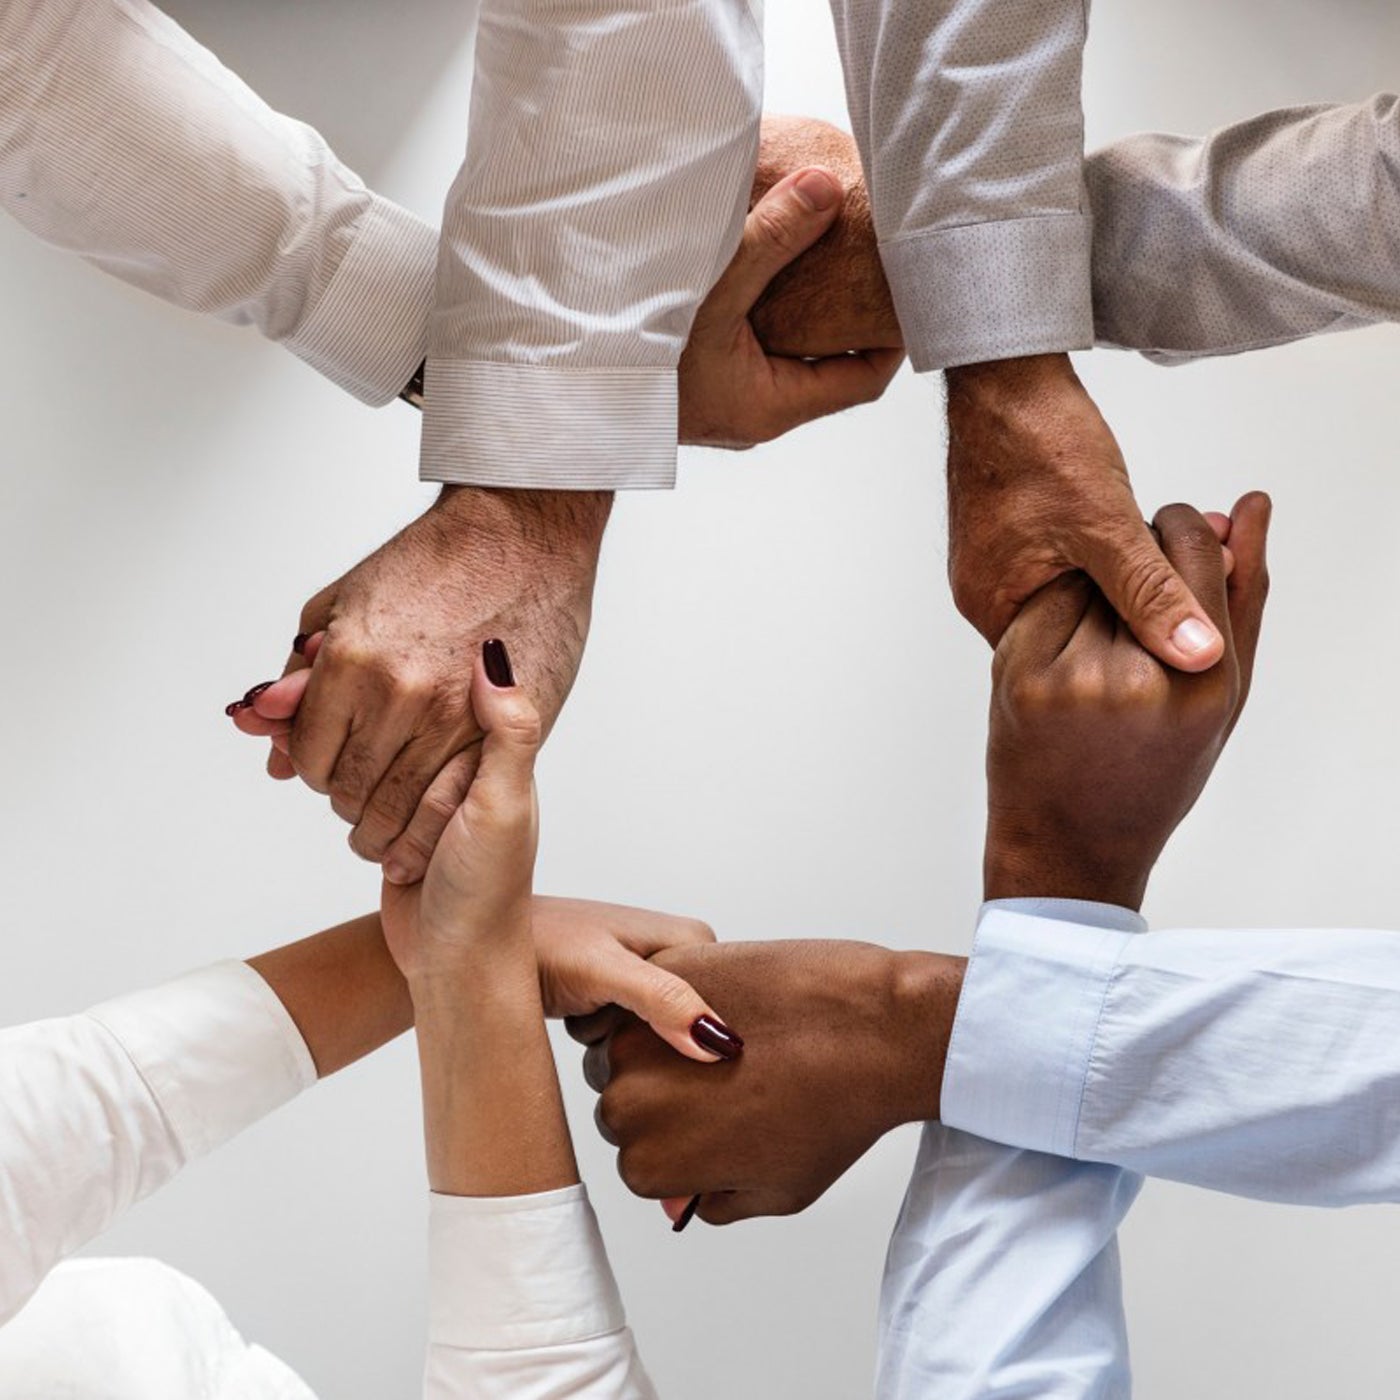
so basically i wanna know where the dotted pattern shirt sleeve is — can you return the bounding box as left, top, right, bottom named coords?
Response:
left=1089, top=94, right=1400, bottom=363
left=0, top=0, right=438, bottom=406
left=827, top=0, right=1094, bottom=373
left=419, top=0, right=764, bottom=491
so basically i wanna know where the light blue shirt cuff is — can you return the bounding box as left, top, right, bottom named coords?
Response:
left=940, top=901, right=1147, bottom=1160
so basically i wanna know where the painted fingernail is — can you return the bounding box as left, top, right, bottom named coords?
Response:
left=483, top=638, right=515, bottom=688
left=690, top=1015, right=744, bottom=1060
left=243, top=681, right=274, bottom=703
left=225, top=700, right=251, bottom=716
left=292, top=633, right=309, bottom=655
left=793, top=169, right=839, bottom=212
left=1171, top=618, right=1217, bottom=656
left=672, top=1195, right=701, bottom=1234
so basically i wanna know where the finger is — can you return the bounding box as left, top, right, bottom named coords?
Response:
left=468, top=638, right=542, bottom=806
left=704, top=168, right=844, bottom=322
left=267, top=747, right=296, bottom=781
left=1204, top=512, right=1232, bottom=545
left=566, top=1005, right=631, bottom=1048
left=376, top=746, right=481, bottom=885
left=1151, top=503, right=1234, bottom=646
left=593, top=1098, right=619, bottom=1147
left=768, top=348, right=904, bottom=437
left=696, top=1189, right=787, bottom=1227
left=1082, top=520, right=1225, bottom=673
left=1222, top=492, right=1273, bottom=713
left=596, top=948, right=741, bottom=1064
left=327, top=705, right=422, bottom=827
left=995, top=572, right=1097, bottom=671
left=583, top=1042, right=612, bottom=1094
left=286, top=654, right=358, bottom=795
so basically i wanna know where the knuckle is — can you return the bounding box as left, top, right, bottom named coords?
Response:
left=616, top=1146, right=664, bottom=1199
left=1119, top=550, right=1187, bottom=623
left=684, top=918, right=717, bottom=947
left=750, top=201, right=803, bottom=257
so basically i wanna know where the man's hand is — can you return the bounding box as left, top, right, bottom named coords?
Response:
left=948, top=354, right=1228, bottom=673
left=985, top=493, right=1272, bottom=909
left=746, top=115, right=901, bottom=359
left=233, top=487, right=609, bottom=885
left=680, top=164, right=902, bottom=448
left=569, top=939, right=963, bottom=1226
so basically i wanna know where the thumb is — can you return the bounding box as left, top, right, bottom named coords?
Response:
left=468, top=639, right=542, bottom=805
left=1083, top=521, right=1225, bottom=673
left=599, top=947, right=743, bottom=1065
left=705, top=167, right=843, bottom=321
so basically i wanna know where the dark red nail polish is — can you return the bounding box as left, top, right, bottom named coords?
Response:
left=225, top=700, right=251, bottom=716
left=690, top=1015, right=744, bottom=1060
left=483, top=638, right=515, bottom=688
left=292, top=633, right=309, bottom=656
left=243, top=681, right=274, bottom=703
left=672, top=1195, right=701, bottom=1234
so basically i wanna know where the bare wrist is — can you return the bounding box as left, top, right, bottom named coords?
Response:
left=984, top=825, right=1148, bottom=912
left=945, top=352, right=1079, bottom=405
left=887, top=950, right=966, bottom=1127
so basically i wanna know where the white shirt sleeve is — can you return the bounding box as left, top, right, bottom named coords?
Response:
left=425, top=1186, right=657, bottom=1399
left=0, top=0, right=437, bottom=405
left=1088, top=95, right=1400, bottom=364
left=0, top=961, right=315, bottom=1326
left=878, top=899, right=1143, bottom=1400
left=943, top=906, right=1400, bottom=1205
left=417, top=0, right=763, bottom=491
left=827, top=0, right=1094, bottom=372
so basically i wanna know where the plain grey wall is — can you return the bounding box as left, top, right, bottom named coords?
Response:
left=3, top=0, right=1399, bottom=1393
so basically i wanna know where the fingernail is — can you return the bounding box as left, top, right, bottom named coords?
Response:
left=225, top=700, right=251, bottom=716
left=292, top=633, right=309, bottom=655
left=1171, top=618, right=1217, bottom=656
left=793, top=170, right=839, bottom=212
left=243, top=681, right=274, bottom=704
left=690, top=1015, right=744, bottom=1060
left=482, top=638, right=515, bottom=688
left=672, top=1195, right=701, bottom=1234
left=382, top=860, right=412, bottom=886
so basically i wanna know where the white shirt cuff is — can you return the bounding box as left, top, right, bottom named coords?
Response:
left=86, top=961, right=317, bottom=1162
left=429, top=1185, right=627, bottom=1352
left=880, top=214, right=1095, bottom=373
left=285, top=197, right=437, bottom=407
left=939, top=901, right=1146, bottom=1159
left=419, top=363, right=676, bottom=490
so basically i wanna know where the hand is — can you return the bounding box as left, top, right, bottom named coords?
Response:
left=229, top=486, right=610, bottom=885
left=679, top=164, right=903, bottom=449
left=746, top=115, right=901, bottom=359
left=947, top=353, right=1227, bottom=673
left=985, top=494, right=1272, bottom=909
left=569, top=939, right=962, bottom=1226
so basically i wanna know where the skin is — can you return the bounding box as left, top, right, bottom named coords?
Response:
left=571, top=494, right=1271, bottom=1228
left=748, top=118, right=1229, bottom=677
left=232, top=167, right=902, bottom=887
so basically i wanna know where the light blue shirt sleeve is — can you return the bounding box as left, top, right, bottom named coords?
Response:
left=877, top=900, right=1144, bottom=1400
left=943, top=910, right=1400, bottom=1206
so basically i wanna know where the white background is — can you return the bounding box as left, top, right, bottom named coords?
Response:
left=3, top=0, right=1400, bottom=1394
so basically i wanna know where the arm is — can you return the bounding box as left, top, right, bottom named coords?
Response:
left=381, top=643, right=659, bottom=1398
left=1089, top=95, right=1400, bottom=362
left=0, top=0, right=435, bottom=404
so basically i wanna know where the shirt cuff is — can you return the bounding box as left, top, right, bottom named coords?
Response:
left=939, top=902, right=1146, bottom=1159
left=419, top=364, right=677, bottom=490
left=86, top=961, right=317, bottom=1162
left=880, top=214, right=1095, bottom=373
left=429, top=1185, right=626, bottom=1351
left=285, top=197, right=438, bottom=407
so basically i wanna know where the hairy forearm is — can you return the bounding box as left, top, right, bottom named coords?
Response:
left=247, top=915, right=414, bottom=1079
left=414, top=950, right=578, bottom=1198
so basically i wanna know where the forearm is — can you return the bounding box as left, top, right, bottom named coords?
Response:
left=420, top=0, right=762, bottom=489
left=246, top=914, right=413, bottom=1079
left=828, top=0, right=1092, bottom=372
left=1089, top=95, right=1400, bottom=363
left=0, top=0, right=434, bottom=403
left=944, top=906, right=1400, bottom=1206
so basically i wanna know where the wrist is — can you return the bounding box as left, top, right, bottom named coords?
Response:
left=945, top=352, right=1079, bottom=406
left=433, top=484, right=612, bottom=555
left=885, top=950, right=966, bottom=1127
left=984, top=823, right=1148, bottom=912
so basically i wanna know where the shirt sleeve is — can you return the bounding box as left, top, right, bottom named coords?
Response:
left=0, top=0, right=437, bottom=405
left=877, top=899, right=1142, bottom=1400
left=1088, top=95, right=1400, bottom=364
left=424, top=1186, right=658, bottom=1399
left=943, top=907, right=1400, bottom=1206
left=418, top=0, right=763, bottom=491
left=0, top=961, right=315, bottom=1325
left=827, top=0, right=1094, bottom=373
